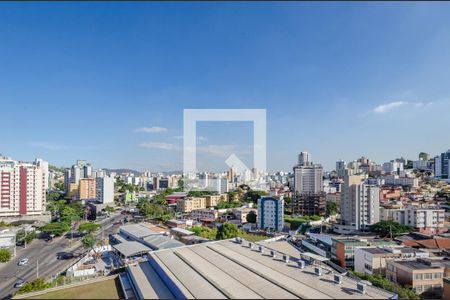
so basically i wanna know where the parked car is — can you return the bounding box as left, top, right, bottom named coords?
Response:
left=57, top=252, right=74, bottom=260
left=13, top=278, right=25, bottom=288
left=18, top=257, right=29, bottom=266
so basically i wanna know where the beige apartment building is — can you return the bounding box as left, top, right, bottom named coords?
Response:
left=177, top=197, right=206, bottom=213
left=78, top=178, right=96, bottom=200
left=67, top=183, right=79, bottom=198
left=386, top=258, right=446, bottom=296
left=232, top=207, right=257, bottom=224
left=354, top=247, right=429, bottom=276
left=205, top=194, right=228, bottom=207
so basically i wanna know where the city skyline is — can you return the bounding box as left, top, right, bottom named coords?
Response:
left=1, top=2, right=450, bottom=171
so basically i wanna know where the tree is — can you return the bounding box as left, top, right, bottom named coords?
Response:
left=81, top=234, right=96, bottom=250
left=243, top=190, right=267, bottom=203
left=78, top=222, right=101, bottom=234
left=0, top=248, right=11, bottom=262
left=370, top=220, right=413, bottom=237
left=351, top=272, right=419, bottom=299
left=41, top=222, right=70, bottom=236
left=54, top=182, right=65, bottom=192
left=104, top=206, right=115, bottom=213
left=326, top=202, right=338, bottom=217
left=191, top=226, right=218, bottom=240
left=217, top=223, right=239, bottom=240
left=246, top=210, right=257, bottom=223
left=284, top=197, right=292, bottom=206
left=46, top=191, right=63, bottom=202
left=17, top=278, right=51, bottom=294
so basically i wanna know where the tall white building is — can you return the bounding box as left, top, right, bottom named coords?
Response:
left=0, top=156, right=48, bottom=217
left=208, top=177, right=228, bottom=194
left=337, top=172, right=380, bottom=233
left=293, top=152, right=323, bottom=195
left=96, top=176, right=114, bottom=204
left=257, top=196, right=284, bottom=232
left=382, top=161, right=404, bottom=174
left=298, top=151, right=312, bottom=166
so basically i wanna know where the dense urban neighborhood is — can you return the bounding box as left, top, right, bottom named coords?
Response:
left=0, top=150, right=450, bottom=299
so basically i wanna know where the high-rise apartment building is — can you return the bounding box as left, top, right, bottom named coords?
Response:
left=293, top=152, right=324, bottom=216
left=257, top=196, right=284, bottom=232
left=78, top=178, right=96, bottom=201
left=0, top=156, right=48, bottom=217
left=298, top=151, right=312, bottom=166
left=435, top=150, right=450, bottom=179
left=336, top=160, right=346, bottom=178
left=95, top=176, right=114, bottom=204
left=293, top=152, right=323, bottom=194
left=335, top=172, right=380, bottom=233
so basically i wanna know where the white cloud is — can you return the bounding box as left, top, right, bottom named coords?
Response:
left=27, top=142, right=67, bottom=150
left=373, top=101, right=406, bottom=113
left=373, top=101, right=432, bottom=114
left=139, top=142, right=178, bottom=151
left=134, top=126, right=168, bottom=133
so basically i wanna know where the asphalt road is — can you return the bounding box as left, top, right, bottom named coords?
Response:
left=0, top=214, right=123, bottom=299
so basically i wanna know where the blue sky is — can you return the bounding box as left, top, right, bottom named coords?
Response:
left=1, top=2, right=450, bottom=172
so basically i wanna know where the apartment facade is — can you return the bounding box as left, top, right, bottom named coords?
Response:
left=95, top=176, right=114, bottom=204
left=205, top=194, right=227, bottom=207
left=354, top=247, right=429, bottom=276
left=293, top=164, right=323, bottom=195
left=336, top=173, right=380, bottom=233
left=434, top=150, right=450, bottom=179
left=257, top=196, right=284, bottom=232
left=291, top=192, right=326, bottom=216
left=386, top=258, right=445, bottom=296
left=232, top=207, right=257, bottom=224
left=78, top=178, right=96, bottom=201
left=177, top=197, right=206, bottom=213
left=331, top=238, right=397, bottom=268
left=391, top=206, right=446, bottom=234
left=190, top=208, right=219, bottom=220
left=0, top=156, right=48, bottom=217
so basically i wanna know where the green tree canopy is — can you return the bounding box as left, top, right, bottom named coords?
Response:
left=81, top=234, right=96, bottom=250
left=17, top=278, right=51, bottom=294
left=78, top=222, right=101, bottom=234
left=246, top=210, right=257, bottom=223
left=370, top=220, right=413, bottom=237
left=325, top=201, right=338, bottom=217
left=0, top=248, right=11, bottom=262
left=191, top=226, right=218, bottom=240
left=243, top=190, right=267, bottom=203
left=41, top=222, right=71, bottom=236
left=217, top=223, right=240, bottom=240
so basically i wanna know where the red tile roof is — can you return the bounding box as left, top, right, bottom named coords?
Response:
left=403, top=238, right=450, bottom=249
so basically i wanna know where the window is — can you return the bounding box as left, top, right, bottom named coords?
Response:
left=414, top=273, right=423, bottom=280
left=433, top=273, right=442, bottom=279
left=414, top=285, right=423, bottom=293
left=424, top=273, right=432, bottom=280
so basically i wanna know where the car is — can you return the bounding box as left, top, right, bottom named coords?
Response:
left=57, top=253, right=74, bottom=260
left=13, top=278, right=25, bottom=288
left=18, top=257, right=29, bottom=266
